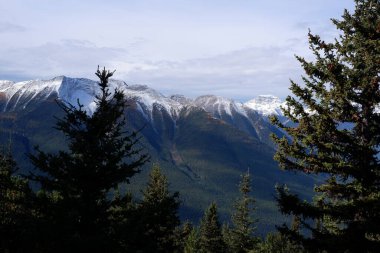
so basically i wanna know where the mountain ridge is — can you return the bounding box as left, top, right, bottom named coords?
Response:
left=0, top=76, right=288, bottom=149
left=0, top=76, right=285, bottom=118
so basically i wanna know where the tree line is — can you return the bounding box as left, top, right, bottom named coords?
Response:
left=1, top=0, right=380, bottom=252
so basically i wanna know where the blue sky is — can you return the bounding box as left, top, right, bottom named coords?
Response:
left=0, top=0, right=355, bottom=101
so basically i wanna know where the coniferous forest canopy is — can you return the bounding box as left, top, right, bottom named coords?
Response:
left=1, top=0, right=380, bottom=252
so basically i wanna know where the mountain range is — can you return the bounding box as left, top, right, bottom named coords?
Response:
left=0, top=76, right=317, bottom=234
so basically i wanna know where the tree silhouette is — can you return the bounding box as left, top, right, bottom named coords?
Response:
left=29, top=67, right=149, bottom=251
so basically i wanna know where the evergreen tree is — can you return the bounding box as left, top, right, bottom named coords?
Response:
left=29, top=67, right=149, bottom=251
left=271, top=0, right=380, bottom=252
left=174, top=220, right=195, bottom=252
left=183, top=226, right=200, bottom=253
left=0, top=151, right=34, bottom=252
left=199, top=202, right=226, bottom=253
left=254, top=232, right=305, bottom=253
left=138, top=164, right=181, bottom=252
left=108, top=188, right=141, bottom=252
left=226, top=172, right=258, bottom=253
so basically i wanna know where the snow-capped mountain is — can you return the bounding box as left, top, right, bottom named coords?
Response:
left=0, top=76, right=287, bottom=148
left=123, top=84, right=185, bottom=120
left=194, top=95, right=248, bottom=118
left=0, top=77, right=185, bottom=119
left=0, top=76, right=285, bottom=119
left=244, top=95, right=285, bottom=116
left=0, top=76, right=315, bottom=234
left=0, top=77, right=63, bottom=111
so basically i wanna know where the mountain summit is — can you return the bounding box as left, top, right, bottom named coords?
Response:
left=244, top=95, right=284, bottom=116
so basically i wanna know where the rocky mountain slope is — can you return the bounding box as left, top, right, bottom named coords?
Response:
left=0, top=76, right=316, bottom=234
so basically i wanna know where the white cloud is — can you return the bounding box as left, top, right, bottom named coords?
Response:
left=112, top=43, right=309, bottom=101
left=0, top=40, right=129, bottom=80
left=0, top=0, right=355, bottom=101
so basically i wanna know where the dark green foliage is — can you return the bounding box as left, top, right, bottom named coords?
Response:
left=255, top=232, right=305, bottom=253
left=0, top=151, right=35, bottom=252
left=199, top=202, right=226, bottom=253
left=28, top=67, right=148, bottom=251
left=271, top=0, right=380, bottom=252
left=183, top=226, right=200, bottom=253
left=225, top=172, right=258, bottom=253
left=177, top=221, right=198, bottom=253
left=138, top=164, right=181, bottom=252
left=107, top=189, right=142, bottom=252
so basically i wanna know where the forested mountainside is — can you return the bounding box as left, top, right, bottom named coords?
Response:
left=0, top=77, right=316, bottom=233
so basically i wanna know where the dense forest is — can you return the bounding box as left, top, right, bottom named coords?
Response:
left=1, top=0, right=380, bottom=252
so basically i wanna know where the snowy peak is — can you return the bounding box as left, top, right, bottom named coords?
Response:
left=244, top=95, right=284, bottom=116
left=194, top=95, right=233, bottom=114
left=58, top=77, right=100, bottom=113
left=0, top=76, right=62, bottom=96
left=0, top=77, right=63, bottom=111
left=0, top=77, right=185, bottom=119
left=194, top=95, right=247, bottom=118
left=0, top=76, right=124, bottom=114
left=170, top=94, right=193, bottom=106
left=123, top=84, right=184, bottom=119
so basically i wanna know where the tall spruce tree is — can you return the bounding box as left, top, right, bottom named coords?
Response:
left=138, top=164, right=180, bottom=252
left=226, top=172, right=258, bottom=253
left=175, top=220, right=195, bottom=252
left=271, top=0, right=380, bottom=252
left=183, top=226, right=200, bottom=253
left=29, top=67, right=148, bottom=251
left=199, top=202, right=226, bottom=253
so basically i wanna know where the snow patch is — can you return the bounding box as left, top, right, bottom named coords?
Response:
left=194, top=95, right=249, bottom=119
left=124, top=85, right=184, bottom=120
left=0, top=77, right=63, bottom=111
left=0, top=77, right=184, bottom=120
left=244, top=95, right=285, bottom=116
